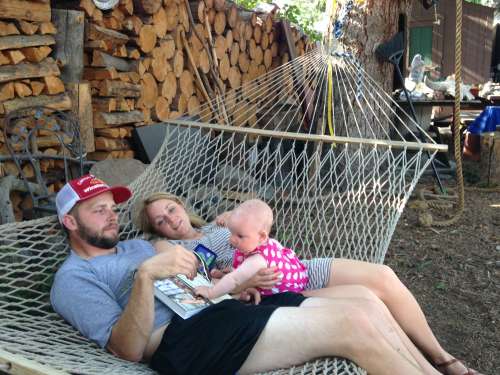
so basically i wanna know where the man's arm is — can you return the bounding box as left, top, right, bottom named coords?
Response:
left=107, top=245, right=198, bottom=361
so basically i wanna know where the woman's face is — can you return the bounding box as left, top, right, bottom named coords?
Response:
left=146, top=199, right=193, bottom=239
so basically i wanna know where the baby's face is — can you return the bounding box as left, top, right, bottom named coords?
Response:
left=227, top=213, right=264, bottom=253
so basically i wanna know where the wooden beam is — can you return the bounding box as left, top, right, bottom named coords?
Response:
left=3, top=93, right=72, bottom=113
left=0, top=58, right=59, bottom=83
left=0, top=35, right=55, bottom=51
left=0, top=0, right=51, bottom=23
left=0, top=348, right=69, bottom=375
left=52, top=9, right=84, bottom=83
left=167, top=119, right=449, bottom=153
left=67, top=82, right=95, bottom=152
left=281, top=20, right=297, bottom=60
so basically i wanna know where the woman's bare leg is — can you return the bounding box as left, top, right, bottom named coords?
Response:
left=304, top=285, right=440, bottom=374
left=326, top=259, right=469, bottom=374
left=239, top=297, right=426, bottom=375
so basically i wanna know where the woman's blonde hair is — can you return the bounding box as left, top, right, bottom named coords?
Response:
left=134, top=192, right=207, bottom=235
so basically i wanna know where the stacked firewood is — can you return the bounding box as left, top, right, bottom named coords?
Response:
left=0, top=0, right=312, bottom=221
left=0, top=0, right=75, bottom=212
left=77, top=0, right=311, bottom=159
left=0, top=0, right=69, bottom=118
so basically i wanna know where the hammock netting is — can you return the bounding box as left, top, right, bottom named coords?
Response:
left=0, top=47, right=444, bottom=374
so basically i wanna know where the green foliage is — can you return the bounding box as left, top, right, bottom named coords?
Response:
left=281, top=0, right=324, bottom=42
left=233, top=0, right=325, bottom=42
left=234, top=0, right=264, bottom=10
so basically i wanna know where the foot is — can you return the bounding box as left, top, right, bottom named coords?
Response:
left=435, top=358, right=484, bottom=375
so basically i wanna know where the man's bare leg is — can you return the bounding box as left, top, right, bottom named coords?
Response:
left=239, top=298, right=426, bottom=375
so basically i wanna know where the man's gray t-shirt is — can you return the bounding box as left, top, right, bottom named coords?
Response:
left=50, top=239, right=173, bottom=348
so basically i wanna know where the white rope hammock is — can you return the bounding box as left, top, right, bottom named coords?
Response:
left=0, top=46, right=445, bottom=374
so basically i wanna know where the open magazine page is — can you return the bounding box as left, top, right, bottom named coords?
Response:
left=154, top=273, right=232, bottom=319
left=176, top=274, right=232, bottom=304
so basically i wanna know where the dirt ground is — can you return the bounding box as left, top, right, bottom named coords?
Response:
left=385, top=178, right=499, bottom=374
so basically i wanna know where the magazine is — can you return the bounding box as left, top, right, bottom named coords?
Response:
left=154, top=273, right=232, bottom=319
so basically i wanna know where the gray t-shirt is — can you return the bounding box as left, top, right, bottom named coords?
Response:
left=50, top=239, right=173, bottom=348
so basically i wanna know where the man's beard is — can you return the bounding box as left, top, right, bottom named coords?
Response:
left=76, top=217, right=119, bottom=249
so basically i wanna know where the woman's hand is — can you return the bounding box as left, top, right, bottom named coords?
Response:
left=215, top=211, right=232, bottom=226
left=248, top=267, right=282, bottom=289
left=139, top=245, right=198, bottom=281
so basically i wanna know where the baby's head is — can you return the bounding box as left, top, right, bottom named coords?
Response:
left=227, top=199, right=273, bottom=253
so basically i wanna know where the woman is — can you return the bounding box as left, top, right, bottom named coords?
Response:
left=134, top=192, right=482, bottom=375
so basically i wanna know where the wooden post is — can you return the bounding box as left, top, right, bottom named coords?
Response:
left=479, top=132, right=500, bottom=186
left=67, top=82, right=95, bottom=152
left=52, top=9, right=85, bottom=83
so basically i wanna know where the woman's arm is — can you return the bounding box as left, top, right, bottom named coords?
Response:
left=107, top=246, right=198, bottom=361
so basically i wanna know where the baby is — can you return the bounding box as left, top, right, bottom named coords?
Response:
left=195, top=199, right=308, bottom=299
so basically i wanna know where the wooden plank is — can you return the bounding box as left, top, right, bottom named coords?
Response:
left=67, top=82, right=95, bottom=152
left=52, top=9, right=84, bottom=83
left=0, top=348, right=69, bottom=375
left=3, top=93, right=72, bottom=113
left=0, top=34, right=54, bottom=51
left=0, top=58, right=60, bottom=83
left=281, top=20, right=297, bottom=60
left=168, top=119, right=449, bottom=153
left=0, top=0, right=51, bottom=23
left=93, top=110, right=144, bottom=128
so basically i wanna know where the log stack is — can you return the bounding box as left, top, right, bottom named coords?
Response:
left=0, top=0, right=76, bottom=219
left=0, top=0, right=312, bottom=221
left=76, top=0, right=312, bottom=159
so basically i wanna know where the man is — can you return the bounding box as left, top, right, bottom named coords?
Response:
left=50, top=174, right=430, bottom=375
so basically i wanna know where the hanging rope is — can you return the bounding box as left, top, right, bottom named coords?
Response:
left=416, top=0, right=465, bottom=226
left=327, top=59, right=334, bottom=138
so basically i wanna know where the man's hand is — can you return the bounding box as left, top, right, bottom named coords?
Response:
left=195, top=285, right=213, bottom=299
left=238, top=287, right=262, bottom=305
left=139, top=245, right=198, bottom=281
left=248, top=267, right=282, bottom=289
left=215, top=211, right=232, bottom=226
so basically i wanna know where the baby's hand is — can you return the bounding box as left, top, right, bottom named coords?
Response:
left=215, top=211, right=232, bottom=226
left=195, top=285, right=212, bottom=299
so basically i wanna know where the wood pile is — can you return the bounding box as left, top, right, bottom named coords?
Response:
left=75, top=0, right=311, bottom=159
left=0, top=0, right=312, bottom=221
left=0, top=0, right=77, bottom=219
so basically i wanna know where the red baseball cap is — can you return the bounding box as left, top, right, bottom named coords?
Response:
left=56, top=174, right=131, bottom=222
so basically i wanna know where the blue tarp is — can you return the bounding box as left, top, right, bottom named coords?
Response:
left=467, top=106, right=500, bottom=134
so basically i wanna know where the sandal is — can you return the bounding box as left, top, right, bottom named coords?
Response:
left=435, top=358, right=484, bottom=375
